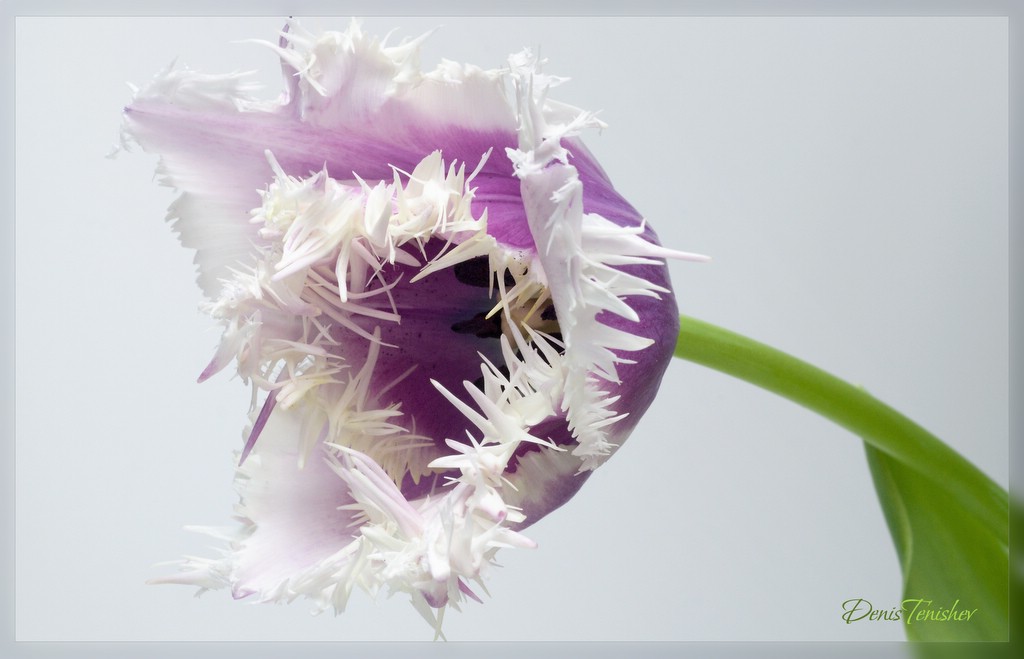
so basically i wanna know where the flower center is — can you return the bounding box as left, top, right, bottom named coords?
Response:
left=263, top=233, right=565, bottom=500
left=450, top=256, right=561, bottom=346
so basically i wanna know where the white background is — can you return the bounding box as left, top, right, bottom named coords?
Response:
left=15, top=16, right=1008, bottom=641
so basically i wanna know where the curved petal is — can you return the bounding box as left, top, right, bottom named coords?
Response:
left=123, top=21, right=526, bottom=297
left=230, top=412, right=363, bottom=601
left=504, top=445, right=592, bottom=525
left=150, top=406, right=364, bottom=605
left=122, top=69, right=278, bottom=298
left=274, top=20, right=517, bottom=153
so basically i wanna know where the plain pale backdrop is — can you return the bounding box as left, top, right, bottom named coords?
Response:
left=15, top=16, right=1008, bottom=641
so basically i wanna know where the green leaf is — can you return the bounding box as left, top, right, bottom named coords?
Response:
left=673, top=314, right=1011, bottom=642
left=865, top=443, right=1007, bottom=641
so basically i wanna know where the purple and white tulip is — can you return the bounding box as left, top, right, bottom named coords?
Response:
left=124, top=20, right=701, bottom=629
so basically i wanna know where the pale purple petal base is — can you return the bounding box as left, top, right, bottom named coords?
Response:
left=229, top=410, right=362, bottom=599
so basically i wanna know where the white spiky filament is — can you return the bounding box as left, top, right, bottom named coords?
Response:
left=566, top=213, right=696, bottom=468
left=255, top=18, right=428, bottom=110
left=505, top=49, right=704, bottom=471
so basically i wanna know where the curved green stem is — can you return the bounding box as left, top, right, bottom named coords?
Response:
left=672, top=314, right=1007, bottom=543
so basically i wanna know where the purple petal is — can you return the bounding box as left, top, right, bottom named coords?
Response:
left=239, top=389, right=277, bottom=465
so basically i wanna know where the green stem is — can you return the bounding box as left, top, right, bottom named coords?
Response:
left=672, top=314, right=1007, bottom=542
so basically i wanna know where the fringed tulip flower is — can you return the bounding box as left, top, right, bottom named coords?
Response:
left=124, top=20, right=702, bottom=630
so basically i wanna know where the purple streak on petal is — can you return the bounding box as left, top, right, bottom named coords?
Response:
left=197, top=337, right=235, bottom=383
left=458, top=578, right=483, bottom=604
left=422, top=588, right=448, bottom=608
left=240, top=390, right=278, bottom=465
left=197, top=360, right=221, bottom=384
